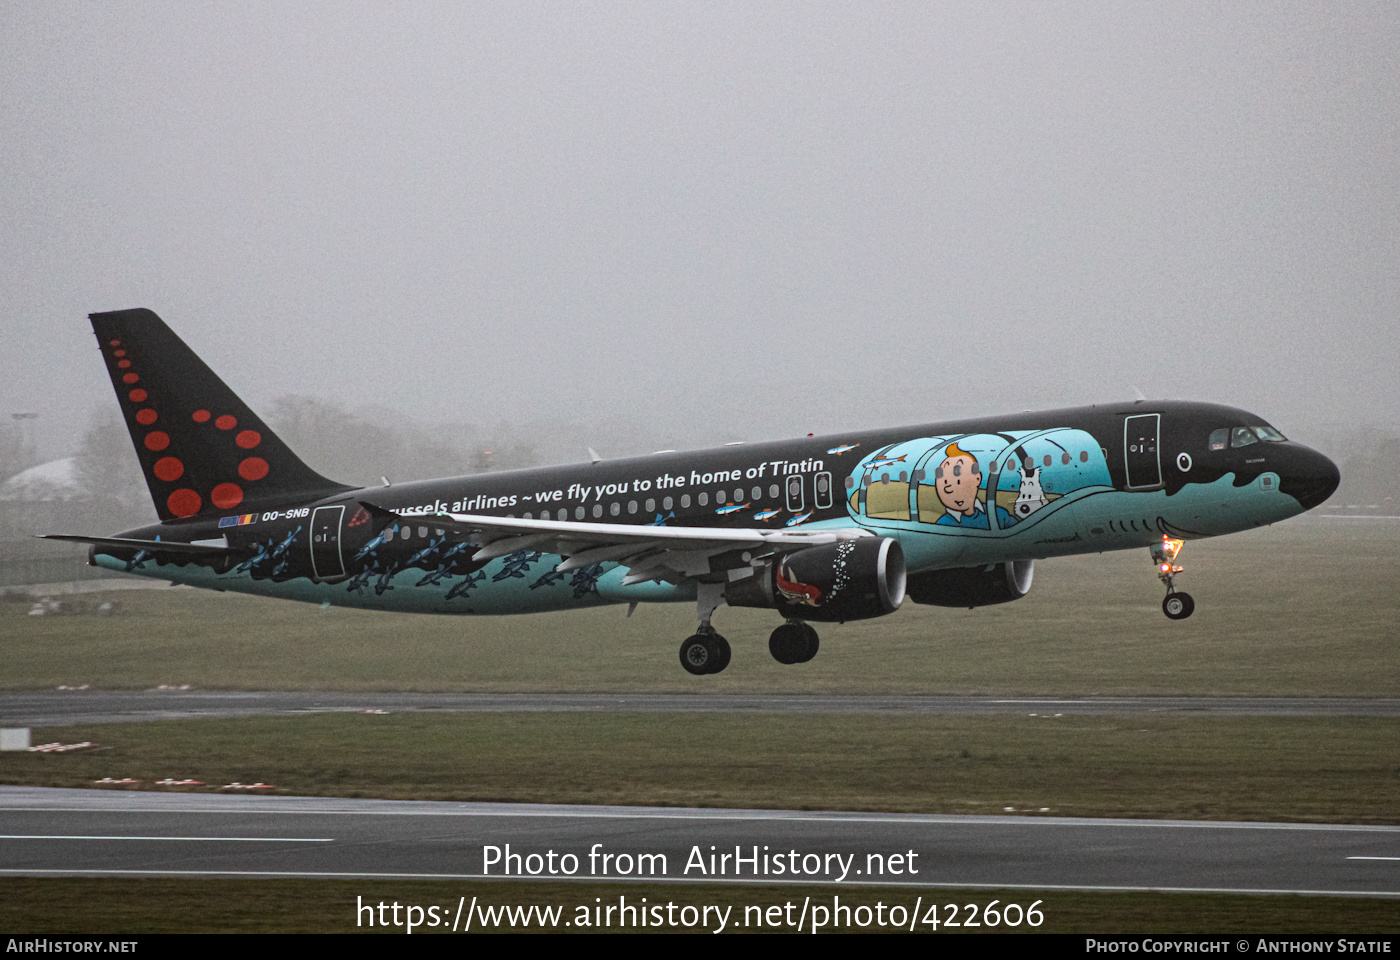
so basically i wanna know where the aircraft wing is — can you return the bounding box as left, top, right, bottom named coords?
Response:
left=366, top=503, right=869, bottom=585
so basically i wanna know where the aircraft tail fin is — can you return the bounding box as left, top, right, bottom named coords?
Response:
left=90, top=308, right=353, bottom=521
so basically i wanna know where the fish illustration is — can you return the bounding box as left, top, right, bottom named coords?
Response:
left=827, top=444, right=860, bottom=456
left=785, top=511, right=813, bottom=526
left=752, top=508, right=781, bottom=522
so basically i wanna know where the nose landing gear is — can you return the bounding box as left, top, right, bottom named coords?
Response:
left=1152, top=535, right=1194, bottom=620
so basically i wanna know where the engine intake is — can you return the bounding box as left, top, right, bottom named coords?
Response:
left=726, top=537, right=906, bottom=622
left=906, top=559, right=1034, bottom=608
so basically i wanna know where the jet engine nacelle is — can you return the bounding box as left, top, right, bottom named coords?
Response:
left=726, top=537, right=906, bottom=622
left=906, top=559, right=1034, bottom=608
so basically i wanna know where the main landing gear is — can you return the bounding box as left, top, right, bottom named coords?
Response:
left=680, top=582, right=732, bottom=676
left=1152, top=535, right=1195, bottom=620
left=769, top=620, right=819, bottom=664
left=679, top=628, right=732, bottom=676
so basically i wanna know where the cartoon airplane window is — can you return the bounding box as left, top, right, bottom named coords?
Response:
left=785, top=475, right=805, bottom=512
left=814, top=472, right=833, bottom=510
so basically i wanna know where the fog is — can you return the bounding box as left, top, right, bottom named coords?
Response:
left=3, top=3, right=1397, bottom=485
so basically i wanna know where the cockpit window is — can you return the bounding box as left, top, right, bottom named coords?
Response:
left=1208, top=428, right=1229, bottom=451
left=1231, top=426, right=1259, bottom=448
left=1252, top=425, right=1286, bottom=442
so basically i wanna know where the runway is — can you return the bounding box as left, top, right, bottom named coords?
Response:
left=1, top=787, right=1397, bottom=896
left=4, top=690, right=1400, bottom=727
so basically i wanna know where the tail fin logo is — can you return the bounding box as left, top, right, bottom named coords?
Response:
left=92, top=310, right=349, bottom=520
left=101, top=336, right=272, bottom=516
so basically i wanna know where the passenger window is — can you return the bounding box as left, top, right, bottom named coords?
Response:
left=769, top=484, right=780, bottom=499
left=592, top=504, right=603, bottom=518
left=734, top=488, right=744, bottom=503
left=698, top=492, right=708, bottom=506
left=628, top=500, right=637, bottom=514
left=1231, top=426, right=1259, bottom=448
left=647, top=498, right=657, bottom=512
left=751, top=486, right=762, bottom=500
left=661, top=497, right=671, bottom=511
left=786, top=475, right=804, bottom=512
left=609, top=502, right=620, bottom=517
left=814, top=472, right=832, bottom=509
left=575, top=506, right=585, bottom=520
left=558, top=508, right=567, bottom=521
left=1079, top=451, right=1088, bottom=463
left=1208, top=429, right=1229, bottom=451
left=680, top=495, right=690, bottom=508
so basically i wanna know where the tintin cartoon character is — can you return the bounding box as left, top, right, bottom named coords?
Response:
left=934, top=442, right=1017, bottom=530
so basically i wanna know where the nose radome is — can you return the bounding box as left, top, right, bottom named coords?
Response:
left=1279, top=445, right=1340, bottom=511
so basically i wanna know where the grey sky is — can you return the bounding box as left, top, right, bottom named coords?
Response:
left=3, top=2, right=1396, bottom=463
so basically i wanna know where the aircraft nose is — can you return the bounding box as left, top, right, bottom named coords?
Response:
left=1277, top=444, right=1340, bottom=511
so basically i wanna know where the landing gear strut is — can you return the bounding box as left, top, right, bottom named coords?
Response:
left=680, top=583, right=731, bottom=675
left=769, top=620, right=819, bottom=664
left=1152, top=535, right=1194, bottom=620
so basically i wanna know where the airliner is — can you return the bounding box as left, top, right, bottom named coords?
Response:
left=47, top=309, right=1340, bottom=675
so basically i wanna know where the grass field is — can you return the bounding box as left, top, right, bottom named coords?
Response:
left=3, top=712, right=1398, bottom=822
left=3, top=520, right=1397, bottom=695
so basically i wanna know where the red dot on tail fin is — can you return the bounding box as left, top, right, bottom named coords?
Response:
left=144, top=432, right=170, bottom=451
left=167, top=489, right=201, bottom=517
left=238, top=457, right=268, bottom=481
left=235, top=430, right=261, bottom=449
left=122, top=373, right=139, bottom=384
left=118, top=360, right=131, bottom=369
left=129, top=389, right=147, bottom=402
left=153, top=457, right=184, bottom=482
left=211, top=483, right=243, bottom=508
left=192, top=410, right=210, bottom=423
left=215, top=415, right=236, bottom=430
left=136, top=409, right=157, bottom=425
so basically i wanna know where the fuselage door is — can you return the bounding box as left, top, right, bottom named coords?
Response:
left=1123, top=414, right=1162, bottom=489
left=310, top=505, right=346, bottom=581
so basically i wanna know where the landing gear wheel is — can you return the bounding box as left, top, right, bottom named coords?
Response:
left=1162, top=592, right=1195, bottom=620
left=769, top=623, right=805, bottom=664
left=680, top=635, right=714, bottom=675
left=769, top=622, right=820, bottom=664
left=707, top=634, right=731, bottom=674
left=680, top=633, right=731, bottom=675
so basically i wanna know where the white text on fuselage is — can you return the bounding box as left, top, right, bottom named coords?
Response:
left=392, top=458, right=828, bottom=516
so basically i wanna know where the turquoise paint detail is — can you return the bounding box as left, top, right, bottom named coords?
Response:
left=93, top=549, right=691, bottom=614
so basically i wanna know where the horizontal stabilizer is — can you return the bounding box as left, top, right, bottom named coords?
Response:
left=38, top=534, right=245, bottom=557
